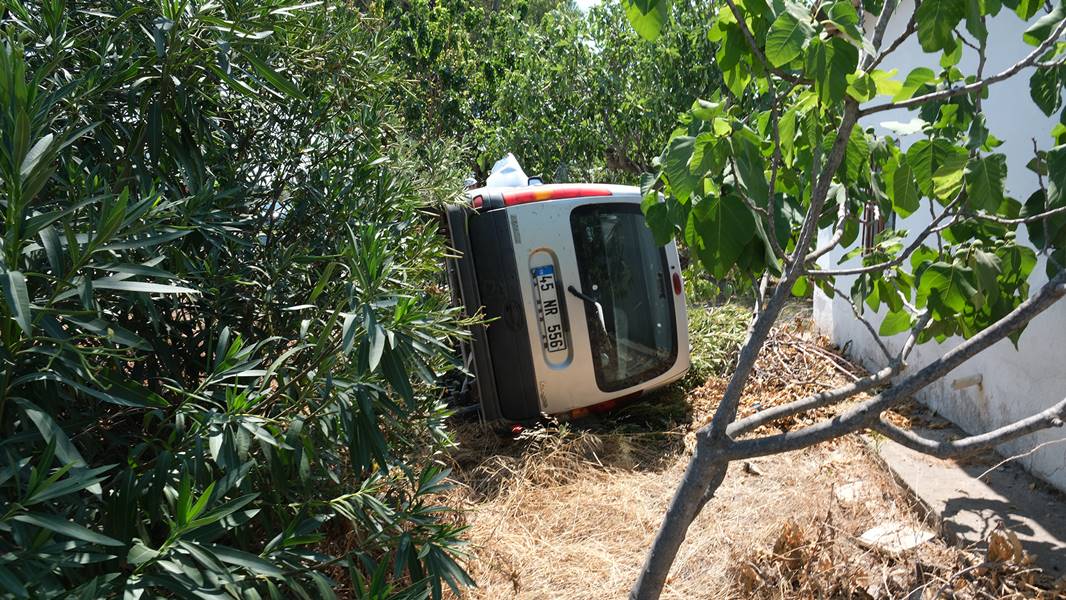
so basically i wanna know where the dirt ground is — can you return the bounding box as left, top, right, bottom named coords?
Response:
left=443, top=319, right=1063, bottom=599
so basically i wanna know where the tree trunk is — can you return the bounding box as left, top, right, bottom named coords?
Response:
left=629, top=446, right=727, bottom=600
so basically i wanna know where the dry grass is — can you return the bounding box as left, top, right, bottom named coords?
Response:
left=442, top=316, right=1064, bottom=599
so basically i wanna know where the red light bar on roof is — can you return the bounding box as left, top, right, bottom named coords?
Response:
left=501, top=184, right=613, bottom=206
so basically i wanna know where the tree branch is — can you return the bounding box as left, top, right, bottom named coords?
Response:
left=861, top=17, right=1066, bottom=116
left=863, top=0, right=900, bottom=70
left=963, top=204, right=1066, bottom=225
left=828, top=282, right=894, bottom=362
left=765, top=89, right=790, bottom=264
left=864, top=4, right=917, bottom=73
left=721, top=0, right=803, bottom=84
left=727, top=308, right=929, bottom=439
left=805, top=188, right=849, bottom=263
left=724, top=270, right=1066, bottom=460
left=807, top=192, right=966, bottom=277
left=727, top=364, right=897, bottom=437
left=872, top=396, right=1066, bottom=459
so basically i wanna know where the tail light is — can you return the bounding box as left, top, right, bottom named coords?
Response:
left=502, top=185, right=613, bottom=206
left=471, top=185, right=613, bottom=210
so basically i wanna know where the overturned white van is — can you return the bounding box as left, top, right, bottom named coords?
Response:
left=444, top=179, right=690, bottom=422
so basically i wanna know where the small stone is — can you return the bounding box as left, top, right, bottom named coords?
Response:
left=835, top=480, right=871, bottom=504
left=858, top=522, right=935, bottom=554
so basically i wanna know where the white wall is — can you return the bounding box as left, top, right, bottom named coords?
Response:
left=813, top=1, right=1066, bottom=491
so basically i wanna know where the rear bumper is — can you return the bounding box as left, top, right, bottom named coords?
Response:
left=443, top=205, right=540, bottom=422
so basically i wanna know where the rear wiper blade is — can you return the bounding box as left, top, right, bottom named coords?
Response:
left=567, top=285, right=607, bottom=333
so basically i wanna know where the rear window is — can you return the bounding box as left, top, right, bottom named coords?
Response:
left=570, top=203, right=677, bottom=392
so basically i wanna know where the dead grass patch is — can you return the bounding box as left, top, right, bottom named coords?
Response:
left=443, top=318, right=1063, bottom=599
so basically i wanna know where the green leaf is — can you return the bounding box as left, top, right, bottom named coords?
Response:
left=13, top=513, right=123, bottom=547
left=765, top=7, right=814, bottom=68
left=19, top=133, right=55, bottom=177
left=127, top=541, right=160, bottom=566
left=1014, top=0, right=1045, bottom=21
left=964, top=154, right=1007, bottom=212
left=15, top=399, right=87, bottom=469
left=1045, top=144, right=1066, bottom=207
left=690, top=99, right=723, bottom=121
left=881, top=118, right=928, bottom=136
left=642, top=192, right=675, bottom=246
left=965, top=0, right=988, bottom=42
left=0, top=270, right=32, bottom=336
left=732, top=131, right=769, bottom=203
left=88, top=279, right=199, bottom=295
left=907, top=139, right=968, bottom=200
left=891, top=160, right=922, bottom=217
left=826, top=1, right=866, bottom=46
left=240, top=51, right=305, bottom=99
left=940, top=38, right=963, bottom=67
left=846, top=72, right=877, bottom=101
left=870, top=69, right=903, bottom=98
left=366, top=310, right=385, bottom=372
left=686, top=193, right=756, bottom=278
left=622, top=0, right=669, bottom=41
left=918, top=262, right=978, bottom=314
left=1030, top=66, right=1061, bottom=116
left=915, top=0, right=964, bottom=52
left=0, top=566, right=28, bottom=599
left=1023, top=189, right=1066, bottom=250
left=806, top=37, right=858, bottom=105
left=63, top=317, right=153, bottom=350
left=879, top=310, right=913, bottom=336
left=200, top=543, right=285, bottom=578
left=843, top=127, right=870, bottom=184
left=971, top=248, right=1003, bottom=305
left=893, top=67, right=937, bottom=101
left=662, top=136, right=699, bottom=202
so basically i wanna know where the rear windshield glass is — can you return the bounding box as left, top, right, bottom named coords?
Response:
left=570, top=203, right=677, bottom=392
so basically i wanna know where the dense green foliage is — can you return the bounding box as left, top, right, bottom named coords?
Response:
left=0, top=0, right=730, bottom=597
left=630, top=0, right=1066, bottom=344
left=382, top=0, right=723, bottom=182
left=0, top=2, right=472, bottom=598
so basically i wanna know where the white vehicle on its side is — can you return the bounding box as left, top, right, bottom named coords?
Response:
left=443, top=170, right=690, bottom=422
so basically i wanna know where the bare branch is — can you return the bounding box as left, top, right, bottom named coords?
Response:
left=805, top=189, right=849, bottom=263
left=727, top=364, right=897, bottom=438
left=865, top=6, right=917, bottom=73
left=865, top=0, right=899, bottom=69
left=808, top=193, right=966, bottom=278
left=872, top=397, right=1066, bottom=459
left=897, top=310, right=931, bottom=362
left=724, top=270, right=1066, bottom=461
left=977, top=438, right=1066, bottom=480
left=962, top=204, right=1066, bottom=225
left=1036, top=57, right=1066, bottom=69
left=728, top=308, right=929, bottom=439
left=861, top=17, right=1066, bottom=116
left=828, top=282, right=894, bottom=362
left=765, top=88, right=791, bottom=264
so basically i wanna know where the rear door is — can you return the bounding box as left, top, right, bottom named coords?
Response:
left=507, top=193, right=688, bottom=415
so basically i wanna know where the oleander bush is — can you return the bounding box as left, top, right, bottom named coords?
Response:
left=0, top=2, right=472, bottom=598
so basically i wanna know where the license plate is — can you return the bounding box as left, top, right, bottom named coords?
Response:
left=532, top=265, right=567, bottom=353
